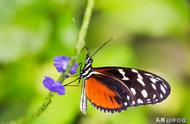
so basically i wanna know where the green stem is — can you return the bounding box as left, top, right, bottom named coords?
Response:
left=76, top=0, right=94, bottom=55
left=18, top=0, right=94, bottom=123
left=33, top=92, right=54, bottom=117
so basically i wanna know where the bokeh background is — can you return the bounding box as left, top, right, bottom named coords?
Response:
left=0, top=0, right=190, bottom=124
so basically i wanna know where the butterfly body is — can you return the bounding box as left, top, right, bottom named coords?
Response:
left=79, top=51, right=171, bottom=114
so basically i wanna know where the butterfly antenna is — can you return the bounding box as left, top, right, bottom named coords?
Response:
left=90, top=37, right=114, bottom=58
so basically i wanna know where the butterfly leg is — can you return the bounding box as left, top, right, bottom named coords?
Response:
left=63, top=78, right=81, bottom=86
left=63, top=62, right=83, bottom=87
left=67, top=62, right=82, bottom=77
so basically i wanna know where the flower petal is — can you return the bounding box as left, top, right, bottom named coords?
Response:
left=70, top=62, right=78, bottom=75
left=43, top=76, right=55, bottom=91
left=43, top=76, right=65, bottom=95
left=54, top=56, right=70, bottom=72
left=54, top=82, right=65, bottom=95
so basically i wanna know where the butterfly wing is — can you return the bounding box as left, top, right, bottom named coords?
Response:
left=85, top=67, right=171, bottom=113
left=85, top=74, right=130, bottom=113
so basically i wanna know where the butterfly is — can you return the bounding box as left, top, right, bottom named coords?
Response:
left=66, top=41, right=171, bottom=114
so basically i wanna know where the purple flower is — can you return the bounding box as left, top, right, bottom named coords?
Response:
left=54, top=56, right=78, bottom=75
left=54, top=56, right=70, bottom=72
left=70, top=62, right=78, bottom=75
left=43, top=76, right=65, bottom=95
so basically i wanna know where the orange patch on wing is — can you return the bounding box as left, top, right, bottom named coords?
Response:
left=85, top=77, right=123, bottom=109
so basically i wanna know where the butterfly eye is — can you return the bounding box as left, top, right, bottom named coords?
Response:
left=88, top=59, right=93, bottom=63
left=86, top=57, right=93, bottom=64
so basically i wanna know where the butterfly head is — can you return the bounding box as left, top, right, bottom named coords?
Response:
left=80, top=54, right=93, bottom=79
left=80, top=39, right=111, bottom=79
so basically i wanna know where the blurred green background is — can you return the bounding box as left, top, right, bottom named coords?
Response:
left=0, top=0, right=190, bottom=124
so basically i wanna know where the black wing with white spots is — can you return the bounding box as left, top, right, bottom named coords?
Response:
left=92, top=67, right=171, bottom=112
